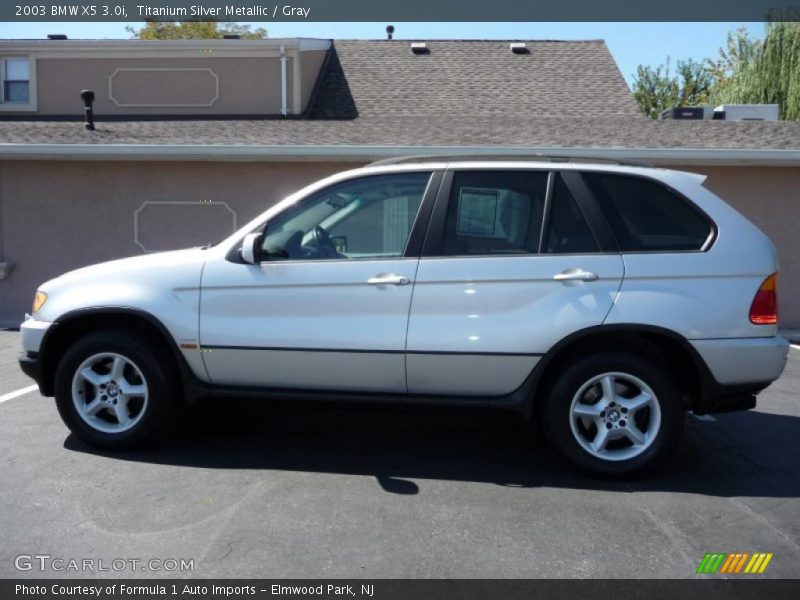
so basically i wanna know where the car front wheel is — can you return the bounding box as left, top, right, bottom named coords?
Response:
left=54, top=330, right=177, bottom=449
left=543, top=352, right=684, bottom=478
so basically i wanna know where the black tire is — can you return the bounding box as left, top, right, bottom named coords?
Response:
left=54, top=329, right=178, bottom=449
left=542, top=352, right=684, bottom=478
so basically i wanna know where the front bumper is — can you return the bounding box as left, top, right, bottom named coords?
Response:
left=18, top=350, right=42, bottom=385
left=20, top=316, right=53, bottom=354
left=18, top=317, right=53, bottom=393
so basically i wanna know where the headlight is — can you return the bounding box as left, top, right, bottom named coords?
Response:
left=32, top=291, right=47, bottom=313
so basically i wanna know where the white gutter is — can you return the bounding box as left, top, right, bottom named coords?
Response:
left=279, top=45, right=288, bottom=117
left=1, top=144, right=800, bottom=166
left=0, top=38, right=327, bottom=52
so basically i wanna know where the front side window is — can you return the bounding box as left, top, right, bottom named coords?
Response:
left=584, top=173, right=713, bottom=252
left=260, top=172, right=431, bottom=261
left=440, top=170, right=548, bottom=256
left=3, top=58, right=30, bottom=103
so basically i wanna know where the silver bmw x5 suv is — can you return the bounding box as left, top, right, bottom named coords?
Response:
left=19, top=158, right=789, bottom=477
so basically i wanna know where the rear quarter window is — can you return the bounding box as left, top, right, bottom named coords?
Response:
left=583, top=173, right=713, bottom=252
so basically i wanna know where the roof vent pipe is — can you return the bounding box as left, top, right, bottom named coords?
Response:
left=279, top=45, right=288, bottom=117
left=386, top=25, right=395, bottom=40
left=80, top=90, right=95, bottom=131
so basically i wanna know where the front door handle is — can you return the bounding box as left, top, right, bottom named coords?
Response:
left=367, top=273, right=411, bottom=286
left=553, top=268, right=599, bottom=282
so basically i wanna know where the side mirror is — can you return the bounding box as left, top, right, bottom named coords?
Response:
left=240, top=232, right=262, bottom=265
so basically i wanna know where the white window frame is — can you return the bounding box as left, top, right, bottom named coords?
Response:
left=0, top=55, right=37, bottom=111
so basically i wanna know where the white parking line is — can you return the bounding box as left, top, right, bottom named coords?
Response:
left=0, top=385, right=39, bottom=404
left=791, top=344, right=800, bottom=351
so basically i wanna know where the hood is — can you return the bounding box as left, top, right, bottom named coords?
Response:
left=35, top=248, right=208, bottom=323
left=43, top=248, right=207, bottom=289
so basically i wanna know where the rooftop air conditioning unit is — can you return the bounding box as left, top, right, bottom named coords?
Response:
left=659, top=106, right=705, bottom=121
left=713, top=104, right=779, bottom=121
left=659, top=107, right=712, bottom=120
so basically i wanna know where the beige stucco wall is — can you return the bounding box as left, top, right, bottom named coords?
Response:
left=0, top=160, right=354, bottom=325
left=0, top=161, right=797, bottom=330
left=33, top=57, right=295, bottom=115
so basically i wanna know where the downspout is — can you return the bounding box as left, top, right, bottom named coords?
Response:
left=280, top=45, right=288, bottom=117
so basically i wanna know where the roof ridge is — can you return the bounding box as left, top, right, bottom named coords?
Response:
left=334, top=39, right=606, bottom=43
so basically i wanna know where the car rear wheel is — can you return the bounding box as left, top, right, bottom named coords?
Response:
left=542, top=352, right=684, bottom=478
left=54, top=330, right=177, bottom=449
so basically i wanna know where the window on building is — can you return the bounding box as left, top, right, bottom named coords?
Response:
left=3, top=58, right=30, bottom=103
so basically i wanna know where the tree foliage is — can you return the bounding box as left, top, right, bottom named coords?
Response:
left=714, top=22, right=800, bottom=120
left=633, top=22, right=800, bottom=120
left=127, top=21, right=267, bottom=40
left=705, top=27, right=762, bottom=100
left=632, top=58, right=714, bottom=119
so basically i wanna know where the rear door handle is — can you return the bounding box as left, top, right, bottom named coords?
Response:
left=553, top=268, right=599, bottom=282
left=367, top=273, right=411, bottom=286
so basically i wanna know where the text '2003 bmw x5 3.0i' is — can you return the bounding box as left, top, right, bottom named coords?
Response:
left=19, top=158, right=789, bottom=477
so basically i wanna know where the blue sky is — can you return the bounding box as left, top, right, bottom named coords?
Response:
left=0, top=22, right=764, bottom=87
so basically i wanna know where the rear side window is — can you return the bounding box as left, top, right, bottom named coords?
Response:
left=440, top=170, right=548, bottom=256
left=584, top=173, right=712, bottom=252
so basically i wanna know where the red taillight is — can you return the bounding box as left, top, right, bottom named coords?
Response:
left=749, top=273, right=778, bottom=325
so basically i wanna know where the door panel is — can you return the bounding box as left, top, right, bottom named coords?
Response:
left=406, top=351, right=541, bottom=396
left=200, top=171, right=436, bottom=392
left=406, top=168, right=624, bottom=397
left=200, top=259, right=415, bottom=391
left=406, top=255, right=623, bottom=395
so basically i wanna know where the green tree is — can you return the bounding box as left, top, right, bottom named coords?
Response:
left=714, top=21, right=800, bottom=120
left=632, top=57, right=714, bottom=119
left=126, top=21, right=267, bottom=40
left=705, top=27, right=762, bottom=100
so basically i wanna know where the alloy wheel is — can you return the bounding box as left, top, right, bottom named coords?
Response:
left=568, top=371, right=661, bottom=461
left=71, top=352, right=149, bottom=434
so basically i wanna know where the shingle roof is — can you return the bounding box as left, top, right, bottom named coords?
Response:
left=1, top=39, right=799, bottom=152
left=309, top=40, right=641, bottom=119
left=2, top=115, right=800, bottom=149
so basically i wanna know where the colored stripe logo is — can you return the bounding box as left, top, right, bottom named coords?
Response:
left=696, top=552, right=773, bottom=574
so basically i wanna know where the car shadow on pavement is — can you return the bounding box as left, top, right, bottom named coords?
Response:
left=64, top=400, right=800, bottom=498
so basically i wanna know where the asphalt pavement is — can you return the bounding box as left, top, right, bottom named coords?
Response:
left=1, top=330, right=798, bottom=578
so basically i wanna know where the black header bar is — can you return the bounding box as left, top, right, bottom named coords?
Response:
left=2, top=1, right=800, bottom=23
left=4, top=579, right=800, bottom=600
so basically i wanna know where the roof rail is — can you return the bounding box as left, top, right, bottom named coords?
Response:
left=367, top=153, right=653, bottom=168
